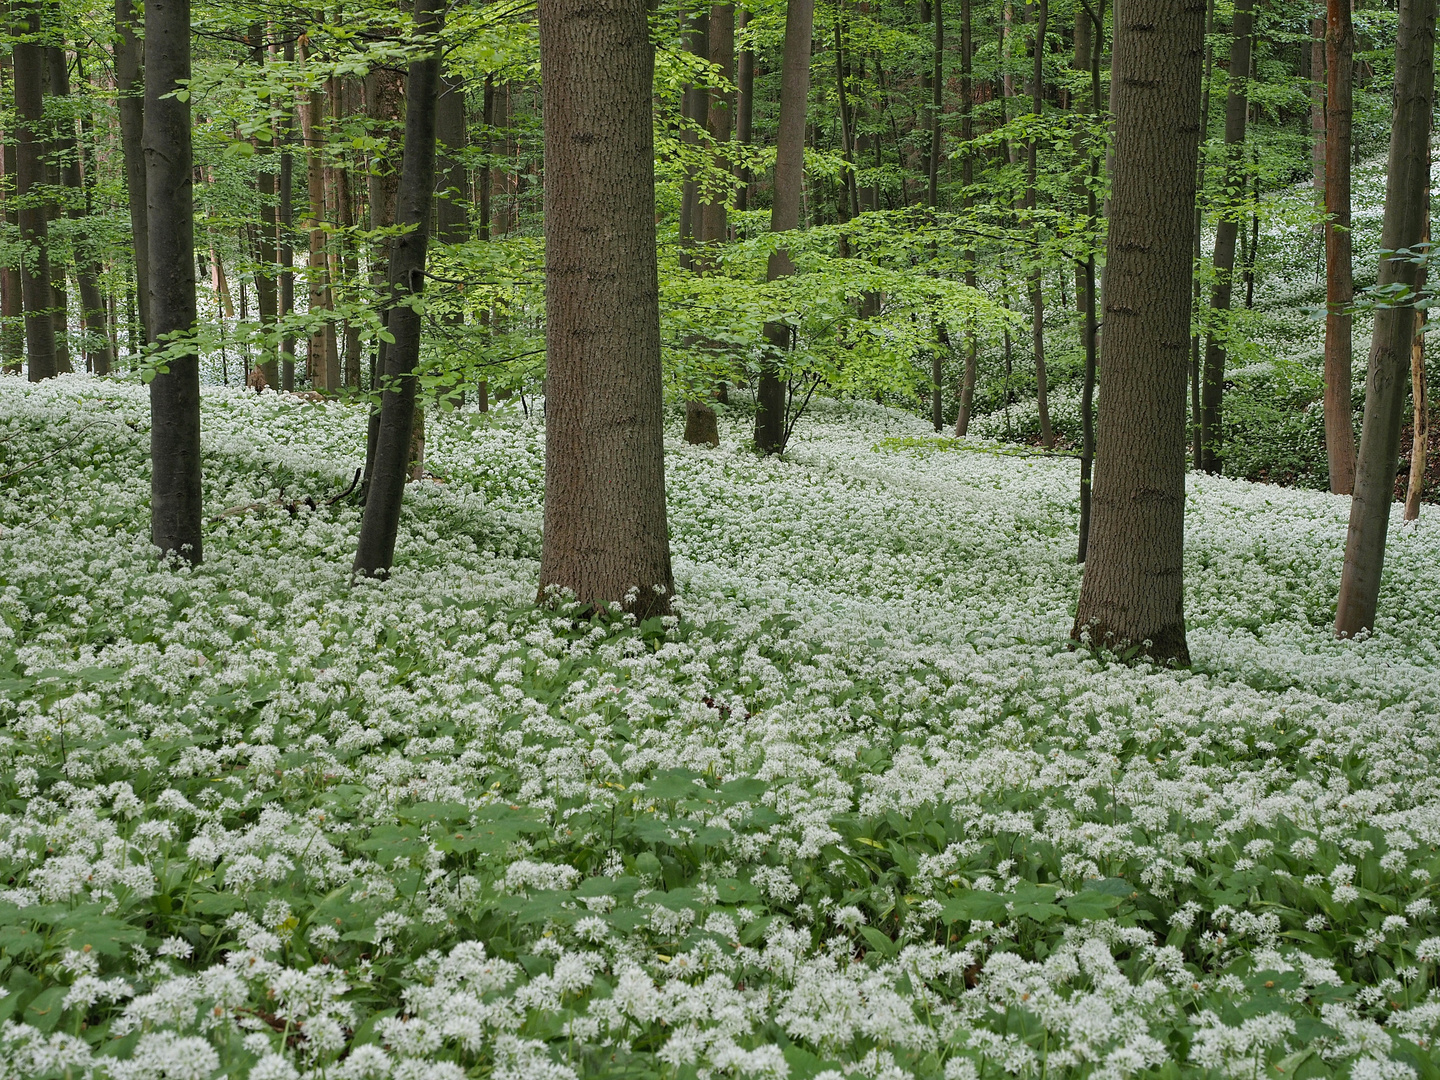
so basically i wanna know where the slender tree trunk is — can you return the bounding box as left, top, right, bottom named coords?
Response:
left=1026, top=0, right=1050, bottom=447
left=678, top=10, right=708, bottom=271
left=928, top=0, right=943, bottom=210
left=1334, top=0, right=1434, bottom=636
left=114, top=0, right=149, bottom=344
left=955, top=0, right=977, bottom=436
left=49, top=46, right=112, bottom=375
left=699, top=5, right=733, bottom=251
left=353, top=0, right=445, bottom=578
left=1324, top=0, right=1356, bottom=493
left=298, top=53, right=333, bottom=391
left=248, top=25, right=278, bottom=387
left=11, top=0, right=55, bottom=381
left=279, top=40, right=296, bottom=392
left=535, top=0, right=675, bottom=618
left=1076, top=0, right=1104, bottom=562
left=735, top=9, right=754, bottom=213
left=1310, top=11, right=1325, bottom=204
left=145, top=0, right=201, bottom=561
left=755, top=0, right=815, bottom=455
left=1190, top=0, right=1215, bottom=467
left=1198, top=0, right=1253, bottom=474
left=436, top=68, right=469, bottom=400
left=1071, top=0, right=1204, bottom=666
left=0, top=56, right=20, bottom=375
left=1405, top=211, right=1429, bottom=521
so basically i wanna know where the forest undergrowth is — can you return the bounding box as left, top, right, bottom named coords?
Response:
left=1, top=379, right=1439, bottom=1079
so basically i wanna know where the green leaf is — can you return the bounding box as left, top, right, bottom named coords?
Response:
left=941, top=890, right=1010, bottom=923
left=858, top=925, right=897, bottom=956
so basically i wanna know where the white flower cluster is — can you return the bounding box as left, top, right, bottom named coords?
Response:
left=0, top=379, right=1434, bottom=1079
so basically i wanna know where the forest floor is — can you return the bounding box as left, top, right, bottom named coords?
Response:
left=1, top=378, right=1439, bottom=1080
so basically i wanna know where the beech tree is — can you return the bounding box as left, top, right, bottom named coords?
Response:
left=11, top=0, right=55, bottom=381
left=1323, top=0, right=1356, bottom=495
left=353, top=0, right=445, bottom=578
left=535, top=0, right=674, bottom=617
left=1071, top=0, right=1205, bottom=665
left=754, top=0, right=815, bottom=455
left=145, top=0, right=202, bottom=561
left=1333, top=0, right=1434, bottom=637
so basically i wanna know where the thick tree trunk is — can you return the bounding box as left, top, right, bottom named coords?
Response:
left=1071, top=0, right=1203, bottom=666
left=114, top=0, right=149, bottom=345
left=755, top=0, right=814, bottom=455
left=352, top=0, right=445, bottom=578
left=1198, top=0, right=1253, bottom=474
left=536, top=0, right=675, bottom=618
left=1334, top=0, right=1434, bottom=636
left=145, top=0, right=201, bottom=562
left=1324, top=0, right=1356, bottom=494
left=11, top=1, right=54, bottom=381
left=361, top=65, right=404, bottom=483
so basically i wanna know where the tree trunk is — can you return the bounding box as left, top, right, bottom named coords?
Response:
left=1404, top=209, right=1429, bottom=521
left=535, top=0, right=675, bottom=618
left=1310, top=12, right=1325, bottom=203
left=436, top=68, right=468, bottom=401
left=298, top=55, right=333, bottom=391
left=279, top=40, right=296, bottom=392
left=1076, top=0, right=1103, bottom=562
left=699, top=4, right=734, bottom=251
left=955, top=0, right=977, bottom=436
left=247, top=24, right=278, bottom=387
left=352, top=0, right=445, bottom=578
left=735, top=9, right=754, bottom=213
left=1198, top=0, right=1253, bottom=474
left=0, top=56, right=20, bottom=375
left=678, top=10, right=707, bottom=271
left=1026, top=0, right=1050, bottom=447
left=1323, top=0, right=1356, bottom=494
left=1334, top=0, right=1434, bottom=636
left=755, top=0, right=815, bottom=455
left=928, top=0, right=942, bottom=210
left=145, top=0, right=201, bottom=562
left=49, top=45, right=112, bottom=375
left=114, top=0, right=149, bottom=345
left=1070, top=0, right=1204, bottom=666
left=1190, top=0, right=1215, bottom=467
left=11, top=1, right=54, bottom=381
left=361, top=65, right=404, bottom=483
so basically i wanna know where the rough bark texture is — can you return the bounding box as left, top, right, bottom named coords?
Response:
left=1334, top=0, right=1434, bottom=636
left=11, top=0, right=55, bottom=381
left=1076, top=0, right=1103, bottom=563
left=352, top=0, right=444, bottom=579
left=1070, top=0, right=1204, bottom=666
left=1324, top=0, right=1356, bottom=494
left=755, top=0, right=815, bottom=455
left=536, top=0, right=675, bottom=618
left=114, top=0, right=149, bottom=344
left=1198, top=0, right=1253, bottom=474
left=145, top=0, right=202, bottom=562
